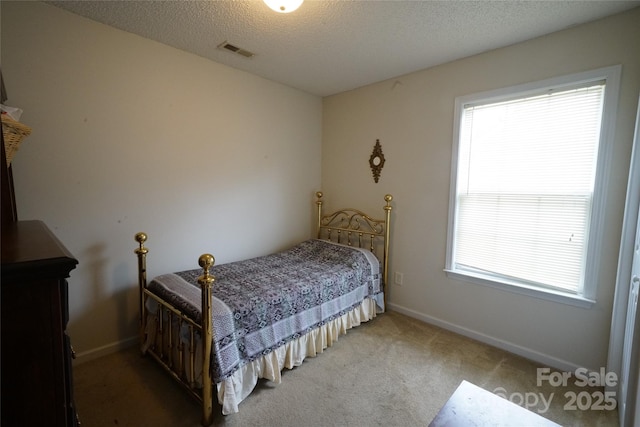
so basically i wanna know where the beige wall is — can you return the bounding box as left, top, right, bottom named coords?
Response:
left=322, top=7, right=640, bottom=371
left=3, top=1, right=639, bottom=372
left=1, top=2, right=322, bottom=360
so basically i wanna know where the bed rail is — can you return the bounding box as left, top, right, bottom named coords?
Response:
left=315, top=191, right=392, bottom=296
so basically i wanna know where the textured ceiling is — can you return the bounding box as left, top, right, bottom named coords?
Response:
left=48, top=1, right=639, bottom=97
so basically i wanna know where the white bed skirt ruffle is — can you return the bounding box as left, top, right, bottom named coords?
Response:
left=217, top=296, right=380, bottom=414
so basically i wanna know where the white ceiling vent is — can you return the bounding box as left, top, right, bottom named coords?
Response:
left=217, top=41, right=255, bottom=58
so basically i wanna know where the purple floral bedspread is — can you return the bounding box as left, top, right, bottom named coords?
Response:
left=147, top=239, right=382, bottom=383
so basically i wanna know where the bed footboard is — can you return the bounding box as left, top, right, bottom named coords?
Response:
left=134, top=233, right=217, bottom=426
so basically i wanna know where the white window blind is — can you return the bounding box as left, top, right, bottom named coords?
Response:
left=454, top=83, right=605, bottom=294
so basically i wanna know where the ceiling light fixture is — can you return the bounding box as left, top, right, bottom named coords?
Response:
left=263, top=0, right=303, bottom=13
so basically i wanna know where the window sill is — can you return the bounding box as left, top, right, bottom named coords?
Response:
left=444, top=269, right=595, bottom=308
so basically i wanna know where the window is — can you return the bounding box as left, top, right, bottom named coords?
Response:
left=446, top=66, right=621, bottom=307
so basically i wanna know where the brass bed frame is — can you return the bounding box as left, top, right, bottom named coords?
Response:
left=134, top=192, right=392, bottom=426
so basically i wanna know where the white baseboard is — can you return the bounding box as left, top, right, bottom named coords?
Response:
left=387, top=302, right=583, bottom=374
left=72, top=336, right=138, bottom=365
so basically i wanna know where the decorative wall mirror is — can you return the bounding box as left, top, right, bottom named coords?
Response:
left=369, top=139, right=385, bottom=183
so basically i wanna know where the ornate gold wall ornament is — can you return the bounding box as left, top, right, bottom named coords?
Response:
left=369, top=139, right=385, bottom=183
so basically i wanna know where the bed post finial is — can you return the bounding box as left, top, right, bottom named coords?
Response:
left=197, top=253, right=215, bottom=427
left=135, top=232, right=148, bottom=252
left=316, top=191, right=323, bottom=238
left=198, top=254, right=215, bottom=280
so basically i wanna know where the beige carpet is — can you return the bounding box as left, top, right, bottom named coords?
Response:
left=73, top=311, right=618, bottom=426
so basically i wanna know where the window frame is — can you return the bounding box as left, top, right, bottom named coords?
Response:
left=445, top=65, right=622, bottom=308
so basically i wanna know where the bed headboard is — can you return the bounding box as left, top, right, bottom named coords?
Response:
left=315, top=191, right=392, bottom=290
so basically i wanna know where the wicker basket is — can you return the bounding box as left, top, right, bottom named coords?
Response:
left=2, top=113, right=31, bottom=165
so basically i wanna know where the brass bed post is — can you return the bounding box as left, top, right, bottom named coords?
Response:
left=198, top=253, right=216, bottom=427
left=316, top=191, right=323, bottom=238
left=383, top=195, right=393, bottom=301
left=134, top=232, right=149, bottom=350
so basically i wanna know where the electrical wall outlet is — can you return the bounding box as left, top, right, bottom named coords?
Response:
left=394, top=271, right=404, bottom=286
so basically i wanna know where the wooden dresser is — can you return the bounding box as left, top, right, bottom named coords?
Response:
left=1, top=221, right=79, bottom=426
left=1, top=123, right=79, bottom=425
